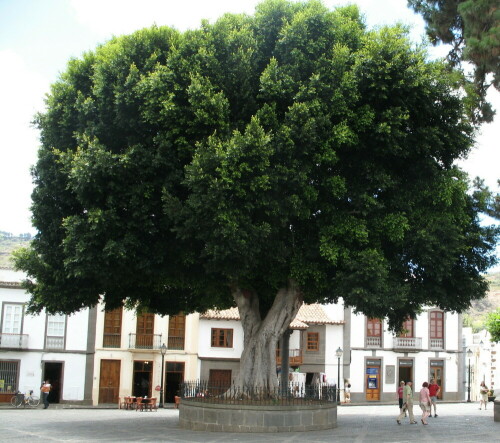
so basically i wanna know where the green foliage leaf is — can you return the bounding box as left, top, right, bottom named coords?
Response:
left=16, top=0, right=499, bottom=329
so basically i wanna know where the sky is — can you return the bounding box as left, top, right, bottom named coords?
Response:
left=0, top=0, right=498, bottom=267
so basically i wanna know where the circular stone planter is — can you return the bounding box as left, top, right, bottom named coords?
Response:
left=179, top=400, right=337, bottom=433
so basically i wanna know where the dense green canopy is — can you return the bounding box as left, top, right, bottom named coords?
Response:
left=16, top=0, right=498, bottom=331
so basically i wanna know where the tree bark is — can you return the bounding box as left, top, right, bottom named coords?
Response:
left=232, top=280, right=303, bottom=392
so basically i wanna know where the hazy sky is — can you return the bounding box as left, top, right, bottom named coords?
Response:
left=0, top=0, right=498, bottom=264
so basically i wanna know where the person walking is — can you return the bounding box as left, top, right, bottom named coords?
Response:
left=428, top=378, right=440, bottom=417
left=397, top=381, right=407, bottom=417
left=344, top=383, right=351, bottom=403
left=397, top=381, right=417, bottom=424
left=479, top=381, right=489, bottom=410
left=419, top=382, right=432, bottom=425
left=41, top=380, right=51, bottom=409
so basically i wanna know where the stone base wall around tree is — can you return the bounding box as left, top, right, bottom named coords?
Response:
left=179, top=400, right=337, bottom=432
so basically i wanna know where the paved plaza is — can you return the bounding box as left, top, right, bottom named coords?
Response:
left=0, top=402, right=497, bottom=442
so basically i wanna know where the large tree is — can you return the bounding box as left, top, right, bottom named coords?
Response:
left=408, top=0, right=500, bottom=123
left=16, top=0, right=498, bottom=389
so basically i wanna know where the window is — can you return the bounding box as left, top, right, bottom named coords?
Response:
left=46, top=314, right=66, bottom=349
left=430, top=311, right=444, bottom=338
left=398, top=318, right=414, bottom=337
left=307, top=332, right=319, bottom=351
left=211, top=328, right=233, bottom=348
left=168, top=314, right=185, bottom=350
left=103, top=308, right=122, bottom=348
left=0, top=360, right=19, bottom=394
left=2, top=304, right=23, bottom=333
left=429, top=311, right=444, bottom=349
left=366, top=318, right=382, bottom=347
left=136, top=313, right=154, bottom=348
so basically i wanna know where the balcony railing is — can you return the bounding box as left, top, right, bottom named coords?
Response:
left=167, top=336, right=185, bottom=350
left=276, top=348, right=303, bottom=366
left=46, top=336, right=64, bottom=350
left=103, top=333, right=121, bottom=348
left=128, top=333, right=162, bottom=350
left=393, top=337, right=422, bottom=350
left=0, top=333, right=28, bottom=349
left=429, top=338, right=444, bottom=350
left=366, top=336, right=381, bottom=347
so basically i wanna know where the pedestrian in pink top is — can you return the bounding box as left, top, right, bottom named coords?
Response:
left=419, top=382, right=432, bottom=425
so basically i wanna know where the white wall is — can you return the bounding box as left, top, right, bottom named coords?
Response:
left=349, top=308, right=461, bottom=399
left=198, top=319, right=243, bottom=359
left=445, top=312, right=460, bottom=351
left=324, top=323, right=345, bottom=383
left=1, top=273, right=91, bottom=402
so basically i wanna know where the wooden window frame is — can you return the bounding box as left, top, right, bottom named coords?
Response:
left=429, top=311, right=444, bottom=339
left=306, top=332, right=319, bottom=351
left=398, top=318, right=414, bottom=338
left=168, top=314, right=185, bottom=350
left=103, top=307, right=122, bottom=348
left=367, top=318, right=382, bottom=337
left=211, top=328, right=233, bottom=348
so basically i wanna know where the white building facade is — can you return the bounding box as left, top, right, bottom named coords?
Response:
left=1, top=265, right=468, bottom=405
left=463, top=327, right=499, bottom=401
left=344, top=307, right=464, bottom=402
left=91, top=306, right=199, bottom=405
left=197, top=304, right=345, bottom=387
left=0, top=267, right=95, bottom=405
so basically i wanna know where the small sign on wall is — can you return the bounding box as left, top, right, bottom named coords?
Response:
left=386, top=365, right=395, bottom=384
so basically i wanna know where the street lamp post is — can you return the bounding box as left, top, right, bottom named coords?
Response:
left=160, top=343, right=167, bottom=408
left=335, top=347, right=343, bottom=403
left=467, top=348, right=473, bottom=403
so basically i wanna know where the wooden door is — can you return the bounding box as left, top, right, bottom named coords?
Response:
left=208, top=369, right=231, bottom=396
left=99, top=360, right=121, bottom=404
left=136, top=313, right=154, bottom=348
left=365, top=365, right=380, bottom=401
left=430, top=366, right=443, bottom=399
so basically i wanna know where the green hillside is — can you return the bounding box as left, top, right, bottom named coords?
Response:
left=0, top=232, right=31, bottom=267
left=461, top=272, right=500, bottom=331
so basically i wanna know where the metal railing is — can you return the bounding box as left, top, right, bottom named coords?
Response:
left=0, top=333, right=28, bottom=349
left=103, top=333, right=121, bottom=348
left=393, top=337, right=422, bottom=350
left=128, top=333, right=162, bottom=349
left=167, top=336, right=185, bottom=350
left=180, top=380, right=337, bottom=405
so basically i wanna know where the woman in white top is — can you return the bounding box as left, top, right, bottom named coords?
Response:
left=479, top=381, right=489, bottom=410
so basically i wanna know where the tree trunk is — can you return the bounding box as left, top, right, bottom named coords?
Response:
left=232, top=280, right=303, bottom=392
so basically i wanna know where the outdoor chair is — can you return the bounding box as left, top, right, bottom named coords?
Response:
left=125, top=396, right=135, bottom=410
left=135, top=397, right=144, bottom=411
left=144, top=397, right=157, bottom=411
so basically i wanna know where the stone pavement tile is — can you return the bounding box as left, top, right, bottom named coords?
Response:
left=0, top=402, right=497, bottom=442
